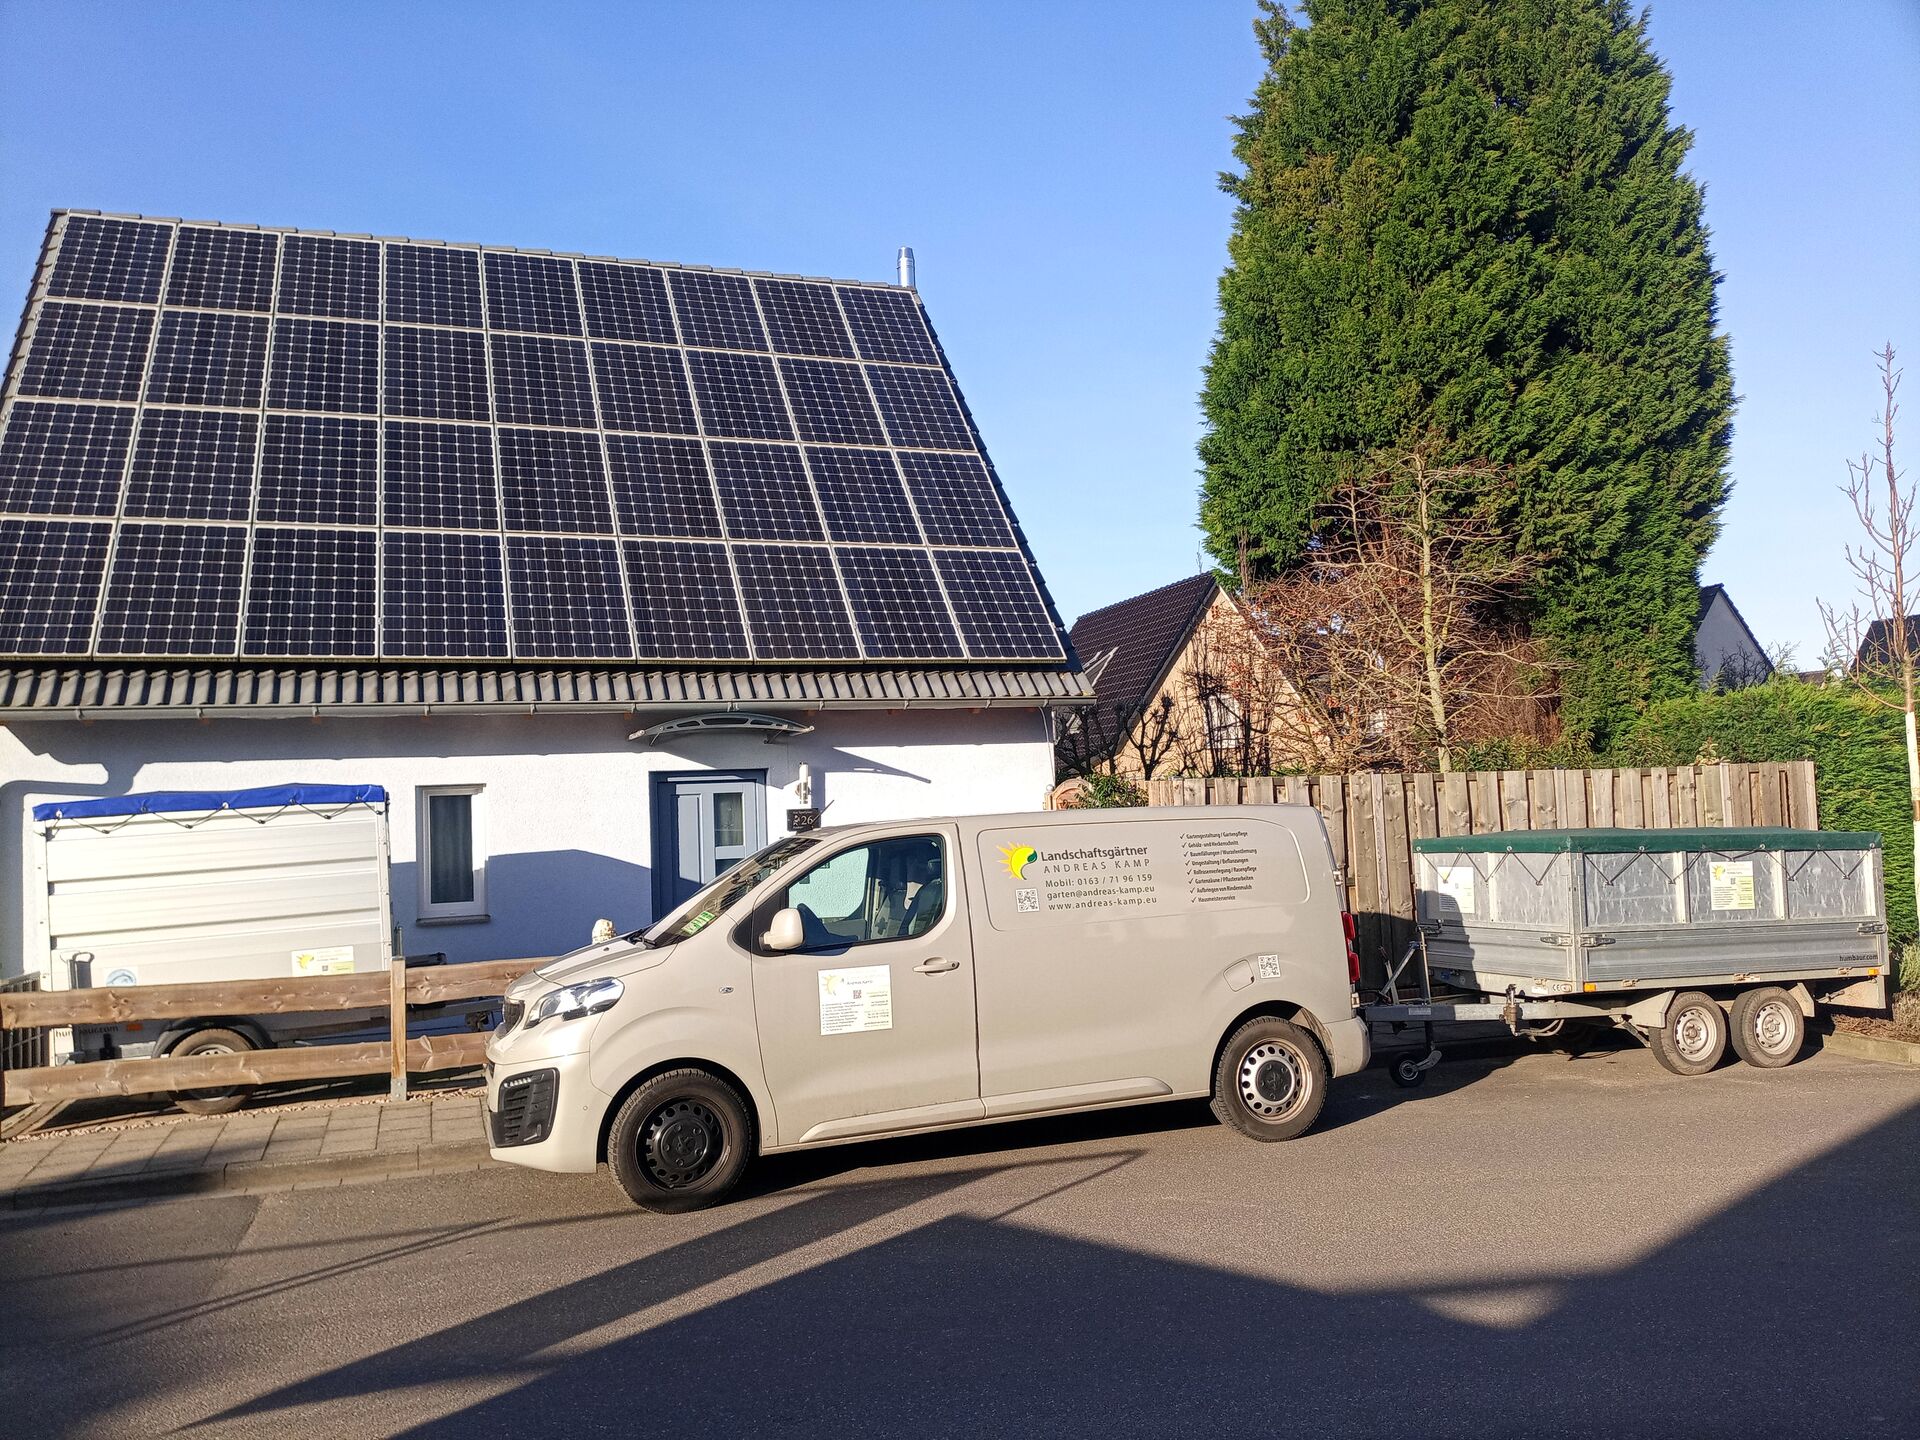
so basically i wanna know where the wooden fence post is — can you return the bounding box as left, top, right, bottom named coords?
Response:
left=389, top=956, right=408, bottom=1102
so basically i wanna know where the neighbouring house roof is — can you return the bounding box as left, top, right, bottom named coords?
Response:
left=1856, top=615, right=1920, bottom=668
left=0, top=663, right=1092, bottom=720
left=1696, top=583, right=1773, bottom=682
left=1066, top=574, right=1221, bottom=717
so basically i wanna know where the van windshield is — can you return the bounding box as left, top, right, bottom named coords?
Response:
left=642, top=836, right=819, bottom=946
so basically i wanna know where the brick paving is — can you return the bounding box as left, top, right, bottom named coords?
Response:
left=1, top=1093, right=499, bottom=1211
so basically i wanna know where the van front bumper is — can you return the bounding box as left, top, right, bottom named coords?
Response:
left=1320, top=1014, right=1371, bottom=1078
left=485, top=1047, right=606, bottom=1174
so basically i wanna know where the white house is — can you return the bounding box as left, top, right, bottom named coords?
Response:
left=0, top=212, right=1089, bottom=976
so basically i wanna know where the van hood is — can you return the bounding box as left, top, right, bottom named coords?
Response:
left=530, top=938, right=674, bottom=988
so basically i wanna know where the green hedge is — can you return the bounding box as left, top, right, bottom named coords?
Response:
left=1613, top=680, right=1915, bottom=947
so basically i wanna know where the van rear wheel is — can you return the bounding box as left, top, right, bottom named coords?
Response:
left=1211, top=1017, right=1328, bottom=1142
left=607, top=1068, right=752, bottom=1213
left=169, top=1028, right=258, bottom=1116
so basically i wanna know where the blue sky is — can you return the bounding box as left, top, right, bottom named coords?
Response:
left=1, top=1, right=1915, bottom=665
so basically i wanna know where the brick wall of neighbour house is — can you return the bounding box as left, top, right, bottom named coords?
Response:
left=0, top=706, right=1055, bottom=980
left=1103, top=591, right=1314, bottom=780
left=1147, top=762, right=1821, bottom=986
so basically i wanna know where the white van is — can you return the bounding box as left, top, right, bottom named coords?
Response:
left=485, top=805, right=1368, bottom=1210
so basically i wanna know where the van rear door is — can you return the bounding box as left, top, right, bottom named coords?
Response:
left=747, top=825, right=982, bottom=1146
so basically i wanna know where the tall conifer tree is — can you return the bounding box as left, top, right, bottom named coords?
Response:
left=1200, top=0, right=1733, bottom=741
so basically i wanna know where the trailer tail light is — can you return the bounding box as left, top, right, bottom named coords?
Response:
left=1341, top=911, right=1360, bottom=986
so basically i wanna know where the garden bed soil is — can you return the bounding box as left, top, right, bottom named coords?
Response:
left=1832, top=992, right=1920, bottom=1045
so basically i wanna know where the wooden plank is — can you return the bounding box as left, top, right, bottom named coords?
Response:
left=405, top=959, right=543, bottom=1005
left=1500, top=770, right=1529, bottom=831
left=1559, top=769, right=1590, bottom=829
left=1616, top=769, right=1644, bottom=828
left=1410, top=772, right=1439, bottom=840
left=1440, top=771, right=1471, bottom=836
left=1348, top=777, right=1380, bottom=917
left=0, top=972, right=391, bottom=1029
left=1380, top=775, right=1413, bottom=920
left=1649, top=767, right=1672, bottom=829
left=1790, top=759, right=1819, bottom=828
left=1470, top=771, right=1500, bottom=832
left=1529, top=769, right=1558, bottom=830
left=1701, top=764, right=1725, bottom=826
left=1319, top=776, right=1348, bottom=879
left=407, top=1032, right=490, bottom=1073
left=1675, top=766, right=1699, bottom=826
left=1278, top=775, right=1308, bottom=806
left=388, top=958, right=408, bottom=1102
left=3, top=1042, right=390, bottom=1104
left=1147, top=780, right=1173, bottom=807
left=1755, top=764, right=1786, bottom=826
left=1727, top=764, right=1755, bottom=826
left=1588, top=768, right=1615, bottom=828
left=1245, top=775, right=1276, bottom=805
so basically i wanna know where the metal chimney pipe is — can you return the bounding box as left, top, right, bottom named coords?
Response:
left=897, top=246, right=916, bottom=289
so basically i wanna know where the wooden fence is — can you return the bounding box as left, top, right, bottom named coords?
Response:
left=0, top=957, right=542, bottom=1108
left=1147, top=762, right=1820, bottom=985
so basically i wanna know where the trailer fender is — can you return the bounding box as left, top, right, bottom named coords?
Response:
left=156, top=1017, right=274, bottom=1056
left=1785, top=982, right=1816, bottom=1018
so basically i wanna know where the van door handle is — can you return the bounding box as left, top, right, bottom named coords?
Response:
left=914, top=957, right=959, bottom=974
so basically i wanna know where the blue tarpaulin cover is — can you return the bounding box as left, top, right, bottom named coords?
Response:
left=33, top=784, right=387, bottom=822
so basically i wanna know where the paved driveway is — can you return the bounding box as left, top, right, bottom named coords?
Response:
left=4, top=1046, right=1916, bottom=1439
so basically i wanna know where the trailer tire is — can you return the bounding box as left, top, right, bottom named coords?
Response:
left=168, top=1028, right=259, bottom=1116
left=1730, top=986, right=1804, bottom=1068
left=1211, top=1016, right=1328, bottom=1141
left=607, top=1068, right=753, bottom=1213
left=1647, top=992, right=1727, bottom=1077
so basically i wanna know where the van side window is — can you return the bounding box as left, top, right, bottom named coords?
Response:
left=778, top=835, right=946, bottom=950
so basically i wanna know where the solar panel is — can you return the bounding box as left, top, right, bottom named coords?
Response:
left=19, top=303, right=153, bottom=401
left=497, top=428, right=612, bottom=533
left=277, top=234, right=380, bottom=321
left=685, top=350, right=792, bottom=439
left=484, top=251, right=583, bottom=336
left=579, top=261, right=677, bottom=344
left=624, top=540, right=750, bottom=659
left=936, top=549, right=1060, bottom=659
left=709, top=442, right=823, bottom=541
left=754, top=279, right=855, bottom=358
left=592, top=343, right=697, bottom=434
left=146, top=311, right=270, bottom=408
left=506, top=535, right=633, bottom=659
left=0, top=402, right=134, bottom=515
left=258, top=415, right=377, bottom=524
left=164, top=227, right=277, bottom=312
left=242, top=528, right=377, bottom=657
left=490, top=332, right=596, bottom=427
left=384, top=421, right=499, bottom=530
left=0, top=519, right=111, bottom=654
left=607, top=435, right=721, bottom=537
left=382, top=531, right=508, bottom=658
left=668, top=271, right=766, bottom=350
left=0, top=212, right=1072, bottom=666
left=386, top=244, right=483, bottom=327
left=125, top=410, right=258, bottom=520
left=780, top=358, right=886, bottom=445
left=47, top=216, right=171, bottom=303
left=837, top=546, right=964, bottom=658
left=96, top=522, right=247, bottom=656
left=732, top=544, right=860, bottom=660
left=268, top=318, right=379, bottom=413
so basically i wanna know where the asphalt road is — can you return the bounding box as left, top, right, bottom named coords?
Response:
left=5, top=1046, right=1917, bottom=1440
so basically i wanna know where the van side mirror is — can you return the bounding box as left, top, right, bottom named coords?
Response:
left=762, top=907, right=805, bottom=953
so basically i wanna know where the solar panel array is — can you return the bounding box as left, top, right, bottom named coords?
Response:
left=0, top=212, right=1069, bottom=665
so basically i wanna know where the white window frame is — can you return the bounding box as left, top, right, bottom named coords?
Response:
left=417, top=784, right=488, bottom=922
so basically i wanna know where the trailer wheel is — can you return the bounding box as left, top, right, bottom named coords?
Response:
left=1647, top=992, right=1727, bottom=1077
left=1211, top=1016, right=1328, bottom=1141
left=1730, top=986, right=1804, bottom=1068
left=607, top=1068, right=753, bottom=1213
left=169, top=1028, right=259, bottom=1116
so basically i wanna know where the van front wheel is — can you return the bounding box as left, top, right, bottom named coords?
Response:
left=1211, top=1017, right=1328, bottom=1142
left=607, top=1068, right=752, bottom=1213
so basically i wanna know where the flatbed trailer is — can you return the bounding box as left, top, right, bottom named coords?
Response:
left=1360, top=827, right=1892, bottom=1084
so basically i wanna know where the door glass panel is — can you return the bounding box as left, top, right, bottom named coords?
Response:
left=713, top=791, right=745, bottom=849
left=427, top=793, right=474, bottom=904
left=780, top=835, right=945, bottom=949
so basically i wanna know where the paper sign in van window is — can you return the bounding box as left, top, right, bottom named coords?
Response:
left=1709, top=860, right=1755, bottom=911
left=978, top=819, right=1310, bottom=929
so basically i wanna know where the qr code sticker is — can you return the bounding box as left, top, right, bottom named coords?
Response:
left=1016, top=888, right=1041, bottom=913
left=1256, top=954, right=1282, bottom=980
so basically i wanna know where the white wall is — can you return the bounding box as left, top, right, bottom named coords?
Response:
left=0, top=706, right=1054, bottom=977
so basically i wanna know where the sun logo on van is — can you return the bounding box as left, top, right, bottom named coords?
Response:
left=998, top=843, right=1038, bottom=880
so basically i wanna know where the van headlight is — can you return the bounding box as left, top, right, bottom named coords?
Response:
left=526, top=977, right=623, bottom=1026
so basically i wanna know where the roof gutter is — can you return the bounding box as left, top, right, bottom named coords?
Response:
left=6, top=693, right=1097, bottom=723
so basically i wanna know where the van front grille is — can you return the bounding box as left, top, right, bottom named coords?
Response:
left=490, top=1067, right=557, bottom=1147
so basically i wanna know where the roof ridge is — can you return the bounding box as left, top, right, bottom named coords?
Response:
left=1070, top=571, right=1217, bottom=628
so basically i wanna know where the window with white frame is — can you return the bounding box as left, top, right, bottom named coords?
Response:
left=418, top=785, right=487, bottom=920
